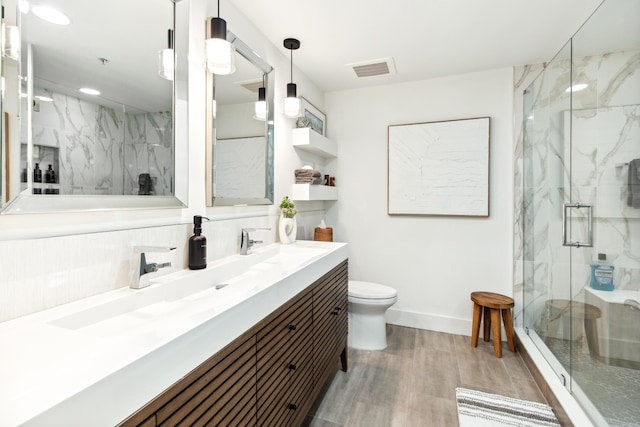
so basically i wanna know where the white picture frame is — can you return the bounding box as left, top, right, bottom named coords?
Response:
left=300, top=96, right=326, bottom=136
left=387, top=117, right=490, bottom=217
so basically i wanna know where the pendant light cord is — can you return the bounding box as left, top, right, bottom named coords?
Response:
left=217, top=0, right=220, bottom=17
left=290, top=49, right=293, bottom=84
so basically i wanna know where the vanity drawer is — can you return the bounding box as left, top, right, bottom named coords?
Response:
left=313, top=262, right=348, bottom=388
left=257, top=305, right=313, bottom=424
left=259, top=332, right=314, bottom=427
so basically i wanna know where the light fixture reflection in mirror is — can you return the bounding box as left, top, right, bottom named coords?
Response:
left=1, top=0, right=189, bottom=215
left=205, top=30, right=274, bottom=207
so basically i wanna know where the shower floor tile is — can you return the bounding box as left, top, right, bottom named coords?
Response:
left=546, top=338, right=640, bottom=427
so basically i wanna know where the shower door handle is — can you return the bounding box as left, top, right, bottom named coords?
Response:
left=562, top=203, right=593, bottom=248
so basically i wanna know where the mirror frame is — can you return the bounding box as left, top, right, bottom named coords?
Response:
left=205, top=27, right=274, bottom=207
left=0, top=0, right=189, bottom=214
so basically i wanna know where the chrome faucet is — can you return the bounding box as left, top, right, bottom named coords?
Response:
left=240, top=228, right=270, bottom=255
left=130, top=246, right=176, bottom=289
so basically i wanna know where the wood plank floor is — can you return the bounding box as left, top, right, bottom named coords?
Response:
left=304, top=324, right=547, bottom=427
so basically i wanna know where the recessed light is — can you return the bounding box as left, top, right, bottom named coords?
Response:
left=34, top=95, right=53, bottom=102
left=565, top=83, right=588, bottom=93
left=79, top=87, right=100, bottom=96
left=32, top=5, right=70, bottom=25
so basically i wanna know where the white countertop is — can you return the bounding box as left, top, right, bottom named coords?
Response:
left=585, top=286, right=640, bottom=304
left=0, top=241, right=348, bottom=427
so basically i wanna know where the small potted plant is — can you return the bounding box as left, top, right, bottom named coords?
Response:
left=279, top=196, right=297, bottom=244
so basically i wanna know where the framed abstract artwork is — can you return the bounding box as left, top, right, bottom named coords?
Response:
left=388, top=117, right=490, bottom=216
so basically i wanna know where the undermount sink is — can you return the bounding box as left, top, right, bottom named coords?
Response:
left=48, top=241, right=333, bottom=331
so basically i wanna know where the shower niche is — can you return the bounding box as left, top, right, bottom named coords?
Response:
left=20, top=144, right=60, bottom=195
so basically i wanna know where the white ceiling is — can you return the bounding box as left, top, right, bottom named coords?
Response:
left=228, top=0, right=605, bottom=93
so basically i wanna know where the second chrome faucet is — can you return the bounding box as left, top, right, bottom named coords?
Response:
left=240, top=228, right=270, bottom=255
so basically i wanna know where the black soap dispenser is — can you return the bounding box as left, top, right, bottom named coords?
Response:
left=189, top=215, right=209, bottom=270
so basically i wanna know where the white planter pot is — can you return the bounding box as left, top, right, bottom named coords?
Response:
left=279, top=216, right=297, bottom=244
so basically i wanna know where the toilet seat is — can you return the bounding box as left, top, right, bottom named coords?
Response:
left=348, top=281, right=397, bottom=300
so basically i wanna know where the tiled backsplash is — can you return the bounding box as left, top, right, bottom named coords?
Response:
left=0, top=211, right=328, bottom=323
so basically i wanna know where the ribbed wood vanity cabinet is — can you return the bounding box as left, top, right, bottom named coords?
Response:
left=119, top=260, right=348, bottom=427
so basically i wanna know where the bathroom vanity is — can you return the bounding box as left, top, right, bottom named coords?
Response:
left=0, top=241, right=348, bottom=426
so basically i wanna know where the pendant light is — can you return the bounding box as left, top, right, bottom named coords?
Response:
left=283, top=38, right=300, bottom=118
left=158, top=29, right=174, bottom=80
left=206, top=0, right=235, bottom=75
left=254, top=75, right=267, bottom=121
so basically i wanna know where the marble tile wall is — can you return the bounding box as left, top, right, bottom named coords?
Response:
left=513, top=49, right=640, bottom=329
left=29, top=89, right=173, bottom=196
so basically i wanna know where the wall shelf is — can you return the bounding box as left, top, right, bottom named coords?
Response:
left=292, top=128, right=337, bottom=158
left=291, top=184, right=338, bottom=201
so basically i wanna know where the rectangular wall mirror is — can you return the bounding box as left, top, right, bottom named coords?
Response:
left=0, top=0, right=188, bottom=214
left=205, top=27, right=274, bottom=207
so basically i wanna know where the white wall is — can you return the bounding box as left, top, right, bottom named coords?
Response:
left=325, top=68, right=514, bottom=335
left=0, top=0, right=328, bottom=322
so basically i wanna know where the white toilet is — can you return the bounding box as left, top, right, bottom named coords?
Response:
left=348, top=280, right=398, bottom=350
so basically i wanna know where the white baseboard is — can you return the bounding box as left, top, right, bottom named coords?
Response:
left=385, top=308, right=514, bottom=342
left=385, top=308, right=472, bottom=336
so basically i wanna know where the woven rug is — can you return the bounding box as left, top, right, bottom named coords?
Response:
left=456, top=388, right=561, bottom=427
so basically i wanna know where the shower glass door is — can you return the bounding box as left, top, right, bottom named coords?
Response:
left=524, top=1, right=640, bottom=425
left=523, top=39, right=574, bottom=380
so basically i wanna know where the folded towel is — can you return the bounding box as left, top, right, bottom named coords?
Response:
left=628, top=159, right=640, bottom=208
left=294, top=169, right=322, bottom=184
left=295, top=176, right=323, bottom=185
left=295, top=169, right=321, bottom=178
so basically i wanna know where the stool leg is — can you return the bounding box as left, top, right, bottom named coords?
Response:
left=483, top=307, right=491, bottom=342
left=490, top=308, right=502, bottom=357
left=502, top=308, right=516, bottom=353
left=471, top=303, right=482, bottom=347
left=584, top=318, right=600, bottom=360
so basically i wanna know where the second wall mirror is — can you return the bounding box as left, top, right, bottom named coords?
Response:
left=206, top=27, right=274, bottom=207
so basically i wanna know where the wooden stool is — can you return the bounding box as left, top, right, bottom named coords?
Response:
left=470, top=291, right=516, bottom=358
left=545, top=299, right=601, bottom=359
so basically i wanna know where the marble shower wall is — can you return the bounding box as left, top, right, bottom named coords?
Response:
left=29, top=89, right=173, bottom=195
left=513, top=49, right=640, bottom=328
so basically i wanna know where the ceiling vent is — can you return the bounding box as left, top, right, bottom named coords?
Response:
left=348, top=58, right=397, bottom=78
left=237, top=79, right=263, bottom=93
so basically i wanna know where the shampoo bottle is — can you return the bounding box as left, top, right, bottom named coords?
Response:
left=33, top=163, right=42, bottom=183
left=590, top=253, right=614, bottom=291
left=45, top=164, right=56, bottom=183
left=189, top=215, right=209, bottom=270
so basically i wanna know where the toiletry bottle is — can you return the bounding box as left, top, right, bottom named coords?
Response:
left=189, top=215, right=209, bottom=270
left=33, top=163, right=42, bottom=183
left=45, top=164, right=55, bottom=183
left=590, top=253, right=614, bottom=291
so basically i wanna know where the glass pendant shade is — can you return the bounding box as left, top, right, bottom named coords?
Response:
left=254, top=87, right=266, bottom=121
left=206, top=17, right=235, bottom=75
left=158, top=48, right=174, bottom=80
left=158, top=29, right=174, bottom=80
left=283, top=97, right=300, bottom=118
left=283, top=82, right=300, bottom=118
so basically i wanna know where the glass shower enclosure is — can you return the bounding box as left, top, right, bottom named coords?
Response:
left=522, top=0, right=640, bottom=425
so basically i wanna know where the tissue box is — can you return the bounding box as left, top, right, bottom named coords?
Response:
left=314, top=227, right=333, bottom=242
